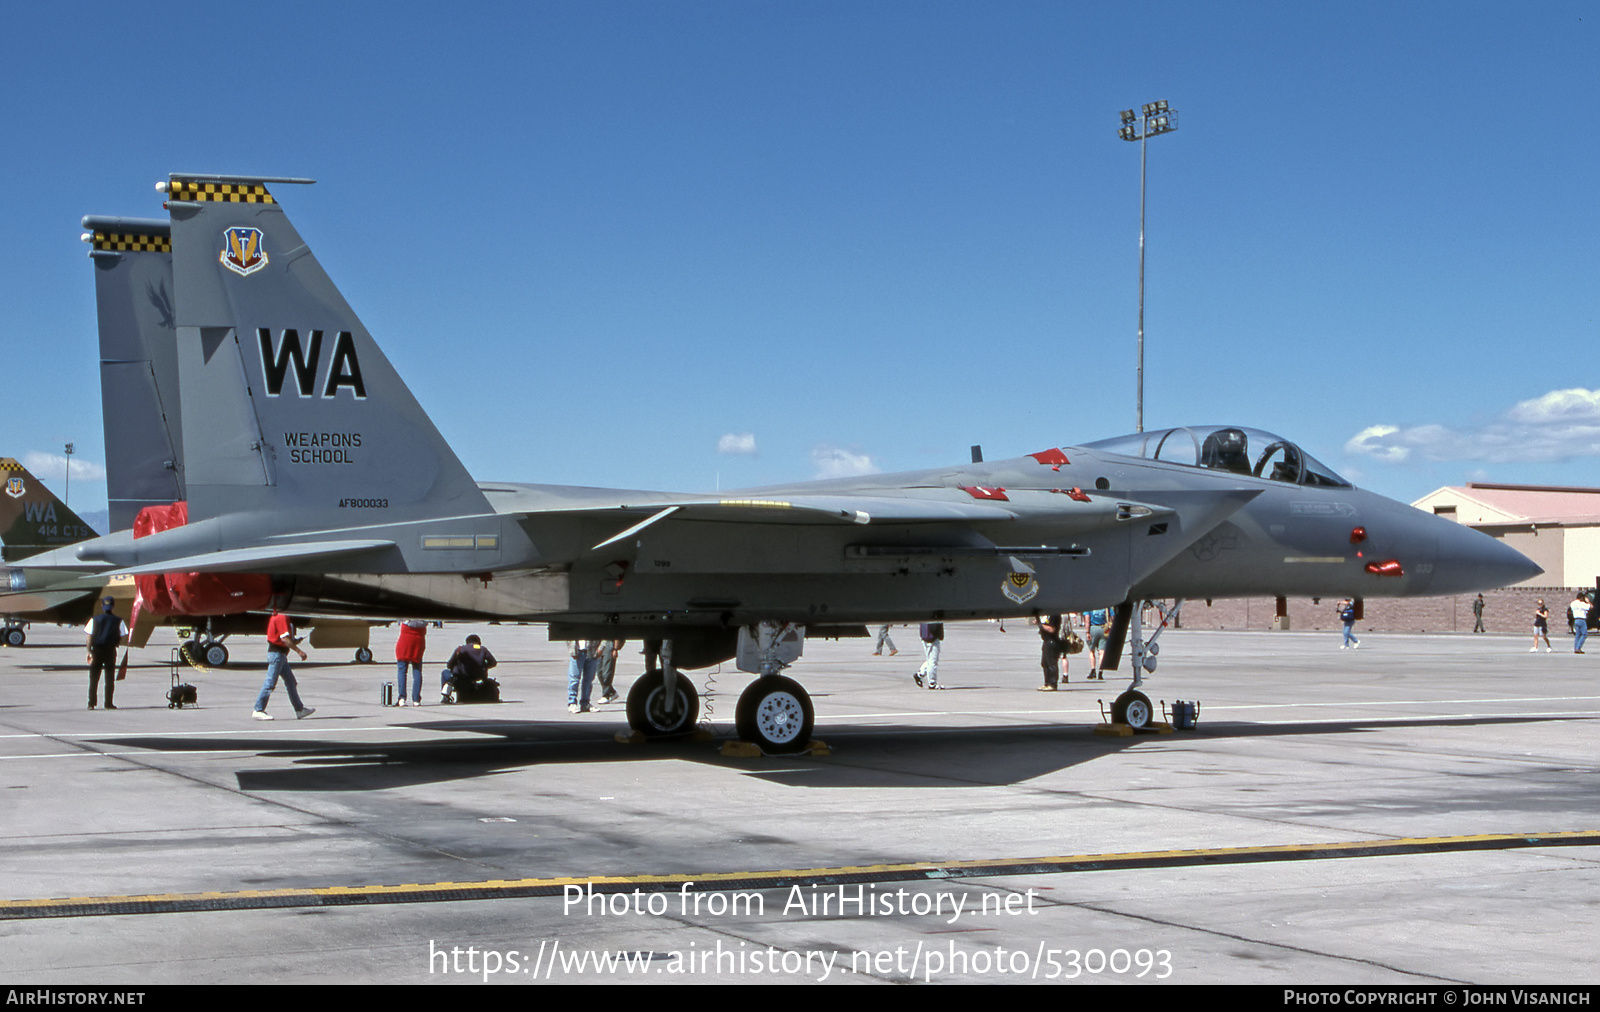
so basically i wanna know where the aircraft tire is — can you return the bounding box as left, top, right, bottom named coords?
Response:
left=4, top=627, right=24, bottom=647
left=626, top=669, right=699, bottom=738
left=1112, top=690, right=1153, bottom=730
left=354, top=647, right=373, bottom=664
left=203, top=641, right=229, bottom=668
left=735, top=675, right=814, bottom=754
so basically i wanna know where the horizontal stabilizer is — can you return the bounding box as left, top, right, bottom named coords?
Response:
left=0, top=588, right=97, bottom=614
left=108, top=539, right=394, bottom=577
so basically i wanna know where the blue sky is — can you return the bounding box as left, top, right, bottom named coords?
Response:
left=5, top=2, right=1596, bottom=519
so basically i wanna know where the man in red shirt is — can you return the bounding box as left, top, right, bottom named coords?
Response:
left=254, top=607, right=315, bottom=720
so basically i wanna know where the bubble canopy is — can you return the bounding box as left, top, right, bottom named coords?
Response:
left=1079, top=426, right=1351, bottom=488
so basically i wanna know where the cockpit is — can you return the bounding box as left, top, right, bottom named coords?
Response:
left=1079, top=426, right=1351, bottom=488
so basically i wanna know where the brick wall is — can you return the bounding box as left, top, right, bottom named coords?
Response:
left=1170, top=586, right=1585, bottom=635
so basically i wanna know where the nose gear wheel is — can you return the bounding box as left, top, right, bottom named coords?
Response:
left=1112, top=689, right=1154, bottom=730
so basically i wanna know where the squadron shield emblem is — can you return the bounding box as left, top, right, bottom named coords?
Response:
left=220, top=227, right=269, bottom=276
left=1002, top=571, right=1039, bottom=604
left=4, top=476, right=23, bottom=499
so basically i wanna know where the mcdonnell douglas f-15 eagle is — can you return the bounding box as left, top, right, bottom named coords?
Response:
left=2, top=174, right=1540, bottom=750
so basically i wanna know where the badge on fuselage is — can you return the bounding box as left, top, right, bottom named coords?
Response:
left=1002, top=571, right=1039, bottom=604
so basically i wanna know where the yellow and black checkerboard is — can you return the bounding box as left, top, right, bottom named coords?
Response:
left=167, top=180, right=275, bottom=204
left=90, top=232, right=171, bottom=253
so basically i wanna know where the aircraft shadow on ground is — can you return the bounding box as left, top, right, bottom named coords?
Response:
left=85, top=712, right=1586, bottom=794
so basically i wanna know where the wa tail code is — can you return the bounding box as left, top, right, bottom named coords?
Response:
left=257, top=328, right=366, bottom=399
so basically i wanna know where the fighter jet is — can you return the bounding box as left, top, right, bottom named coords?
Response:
left=0, top=457, right=105, bottom=644
left=0, top=458, right=99, bottom=565
left=4, top=174, right=1541, bottom=749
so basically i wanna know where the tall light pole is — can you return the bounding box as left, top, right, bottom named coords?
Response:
left=1117, top=100, right=1178, bottom=433
left=63, top=443, right=74, bottom=507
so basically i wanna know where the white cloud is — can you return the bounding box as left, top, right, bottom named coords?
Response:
left=811, top=445, right=880, bottom=479
left=1345, top=388, right=1600, bottom=465
left=717, top=432, right=757, bottom=456
left=1505, top=388, right=1600, bottom=424
left=1344, top=425, right=1410, bottom=462
left=21, top=451, right=106, bottom=484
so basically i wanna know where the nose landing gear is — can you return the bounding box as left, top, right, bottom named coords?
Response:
left=1099, top=598, right=1184, bottom=733
left=1111, top=689, right=1154, bottom=730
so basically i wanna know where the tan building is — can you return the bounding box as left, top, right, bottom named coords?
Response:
left=1411, top=483, right=1600, bottom=590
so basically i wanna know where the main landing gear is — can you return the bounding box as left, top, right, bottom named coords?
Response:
left=735, top=674, right=814, bottom=753
left=181, top=637, right=229, bottom=668
left=622, top=623, right=817, bottom=754
left=2, top=624, right=26, bottom=647
left=730, top=622, right=814, bottom=753
left=179, top=618, right=231, bottom=668
left=626, top=640, right=700, bottom=737
left=626, top=668, right=700, bottom=737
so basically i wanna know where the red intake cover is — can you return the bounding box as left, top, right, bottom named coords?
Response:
left=131, top=502, right=273, bottom=616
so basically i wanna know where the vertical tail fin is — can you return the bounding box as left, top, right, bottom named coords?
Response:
left=0, top=459, right=99, bottom=563
left=83, top=215, right=185, bottom=531
left=163, top=174, right=489, bottom=530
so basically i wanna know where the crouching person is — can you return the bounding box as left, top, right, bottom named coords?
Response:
left=441, top=634, right=499, bottom=703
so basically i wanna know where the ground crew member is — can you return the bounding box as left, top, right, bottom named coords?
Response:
left=85, top=597, right=127, bottom=710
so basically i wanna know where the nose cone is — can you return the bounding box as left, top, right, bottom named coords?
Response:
left=1429, top=517, right=1543, bottom=594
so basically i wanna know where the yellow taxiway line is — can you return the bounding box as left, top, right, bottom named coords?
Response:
left=3, top=830, right=1597, bottom=920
